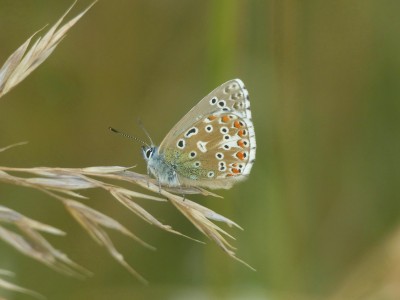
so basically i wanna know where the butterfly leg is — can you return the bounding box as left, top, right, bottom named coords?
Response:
left=146, top=166, right=151, bottom=188
left=175, top=174, right=186, bottom=201
left=146, top=165, right=161, bottom=192
left=150, top=168, right=162, bottom=193
left=157, top=179, right=162, bottom=193
left=180, top=185, right=186, bottom=201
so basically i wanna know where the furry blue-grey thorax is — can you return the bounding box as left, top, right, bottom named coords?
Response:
left=141, top=145, right=180, bottom=187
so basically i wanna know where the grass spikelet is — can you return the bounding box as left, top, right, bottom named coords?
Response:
left=0, top=1, right=96, bottom=99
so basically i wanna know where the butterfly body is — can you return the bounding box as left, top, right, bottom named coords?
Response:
left=142, top=79, right=256, bottom=190
left=142, top=146, right=179, bottom=187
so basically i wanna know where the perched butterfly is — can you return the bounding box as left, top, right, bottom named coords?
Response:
left=111, top=79, right=255, bottom=190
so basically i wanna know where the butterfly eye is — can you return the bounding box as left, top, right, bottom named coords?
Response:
left=210, top=97, right=218, bottom=105
left=145, top=149, right=153, bottom=159
left=177, top=139, right=185, bottom=149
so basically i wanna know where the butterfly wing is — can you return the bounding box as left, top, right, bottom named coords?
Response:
left=159, top=79, right=251, bottom=149
left=159, top=79, right=256, bottom=189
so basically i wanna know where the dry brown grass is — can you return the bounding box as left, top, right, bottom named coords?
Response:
left=0, top=1, right=252, bottom=298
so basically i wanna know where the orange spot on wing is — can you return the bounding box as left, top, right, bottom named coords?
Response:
left=227, top=173, right=234, bottom=177
left=236, top=151, right=246, bottom=160
left=232, top=168, right=241, bottom=174
left=208, top=115, right=217, bottom=121
left=221, top=115, right=230, bottom=123
left=237, top=140, right=245, bottom=147
left=234, top=120, right=242, bottom=128
left=238, top=129, right=247, bottom=137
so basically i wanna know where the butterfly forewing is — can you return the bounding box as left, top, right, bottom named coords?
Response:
left=159, top=79, right=251, bottom=150
left=158, top=79, right=255, bottom=189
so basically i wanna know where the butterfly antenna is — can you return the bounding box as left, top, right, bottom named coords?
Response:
left=137, top=119, right=154, bottom=146
left=109, top=127, right=149, bottom=146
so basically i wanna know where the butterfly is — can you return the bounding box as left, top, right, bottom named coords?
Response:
left=142, top=79, right=256, bottom=189
left=111, top=79, right=255, bottom=190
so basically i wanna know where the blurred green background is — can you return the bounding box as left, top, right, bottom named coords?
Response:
left=1, top=0, right=400, bottom=299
